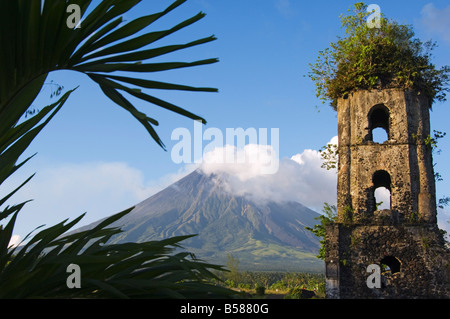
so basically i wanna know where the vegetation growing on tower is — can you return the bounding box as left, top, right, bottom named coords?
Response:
left=308, top=2, right=450, bottom=110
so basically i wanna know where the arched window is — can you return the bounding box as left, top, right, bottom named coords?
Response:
left=374, top=187, right=391, bottom=210
left=368, top=104, right=390, bottom=143
left=373, top=170, right=391, bottom=210
left=380, top=256, right=401, bottom=274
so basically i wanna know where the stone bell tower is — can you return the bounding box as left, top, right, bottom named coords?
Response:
left=325, top=89, right=450, bottom=298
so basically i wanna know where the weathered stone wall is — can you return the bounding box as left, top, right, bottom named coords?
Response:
left=336, top=89, right=436, bottom=224
left=325, top=223, right=450, bottom=299
left=327, top=88, right=448, bottom=299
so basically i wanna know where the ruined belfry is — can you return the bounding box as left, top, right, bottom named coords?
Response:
left=325, top=89, right=450, bottom=298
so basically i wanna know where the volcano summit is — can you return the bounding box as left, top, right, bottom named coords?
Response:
left=78, top=169, right=324, bottom=272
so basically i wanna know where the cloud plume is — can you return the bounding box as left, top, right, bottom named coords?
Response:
left=199, top=137, right=338, bottom=211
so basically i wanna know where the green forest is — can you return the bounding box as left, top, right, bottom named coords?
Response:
left=212, top=255, right=325, bottom=299
left=216, top=270, right=325, bottom=299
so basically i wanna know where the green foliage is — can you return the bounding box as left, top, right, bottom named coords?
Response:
left=0, top=0, right=218, bottom=149
left=0, top=92, right=234, bottom=297
left=439, top=197, right=450, bottom=210
left=350, top=234, right=361, bottom=247
left=341, top=205, right=354, bottom=225
left=1, top=210, right=234, bottom=298
left=223, top=279, right=236, bottom=288
left=305, top=203, right=337, bottom=260
left=375, top=201, right=384, bottom=210
left=237, top=282, right=251, bottom=290
left=319, top=143, right=338, bottom=171
left=225, top=253, right=241, bottom=284
left=416, top=130, right=447, bottom=154
left=409, top=211, right=420, bottom=224
left=422, top=130, right=450, bottom=210
left=308, top=2, right=450, bottom=110
left=217, top=269, right=325, bottom=298
left=254, top=283, right=265, bottom=296
left=284, top=286, right=316, bottom=299
left=0, top=0, right=236, bottom=299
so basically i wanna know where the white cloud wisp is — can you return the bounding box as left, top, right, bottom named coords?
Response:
left=199, top=137, right=338, bottom=211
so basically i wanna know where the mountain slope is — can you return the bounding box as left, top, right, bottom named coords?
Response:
left=80, top=170, right=324, bottom=272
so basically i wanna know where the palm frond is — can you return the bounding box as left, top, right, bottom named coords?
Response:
left=0, top=206, right=234, bottom=299
left=0, top=0, right=233, bottom=299
left=0, top=0, right=217, bottom=147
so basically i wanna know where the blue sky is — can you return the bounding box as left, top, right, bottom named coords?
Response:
left=4, top=0, right=450, bottom=242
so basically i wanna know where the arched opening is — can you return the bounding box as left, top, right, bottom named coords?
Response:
left=368, top=104, right=390, bottom=143
left=374, top=187, right=391, bottom=210
left=373, top=170, right=391, bottom=210
left=380, top=256, right=401, bottom=274
left=372, top=127, right=389, bottom=144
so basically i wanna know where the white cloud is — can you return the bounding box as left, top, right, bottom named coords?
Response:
left=201, top=144, right=279, bottom=178
left=197, top=135, right=393, bottom=213
left=374, top=187, right=391, bottom=210
left=420, top=3, right=450, bottom=44
left=2, top=162, right=193, bottom=239
left=3, top=137, right=336, bottom=241
left=200, top=137, right=338, bottom=211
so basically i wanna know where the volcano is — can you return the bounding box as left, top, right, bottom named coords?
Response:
left=79, top=170, right=324, bottom=272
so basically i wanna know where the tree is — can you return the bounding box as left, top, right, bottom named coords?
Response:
left=225, top=253, right=241, bottom=284
left=0, top=0, right=235, bottom=298
left=308, top=2, right=449, bottom=110
left=319, top=142, right=338, bottom=171
left=305, top=203, right=337, bottom=260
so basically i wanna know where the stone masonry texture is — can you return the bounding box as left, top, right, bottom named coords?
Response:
left=325, top=89, right=450, bottom=299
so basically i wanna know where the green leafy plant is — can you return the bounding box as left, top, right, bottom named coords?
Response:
left=319, top=143, right=338, bottom=171
left=0, top=89, right=234, bottom=298
left=350, top=234, right=361, bottom=247
left=305, top=203, right=337, bottom=260
left=421, top=130, right=450, bottom=209
left=375, top=201, right=384, bottom=210
left=308, top=2, right=450, bottom=110
left=0, top=0, right=218, bottom=149
left=341, top=205, right=354, bottom=225
left=408, top=211, right=420, bottom=224
left=0, top=0, right=235, bottom=299
left=225, top=253, right=241, bottom=284
left=284, top=286, right=316, bottom=299
left=254, top=283, right=265, bottom=296
left=439, top=197, right=450, bottom=210
left=1, top=209, right=233, bottom=298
